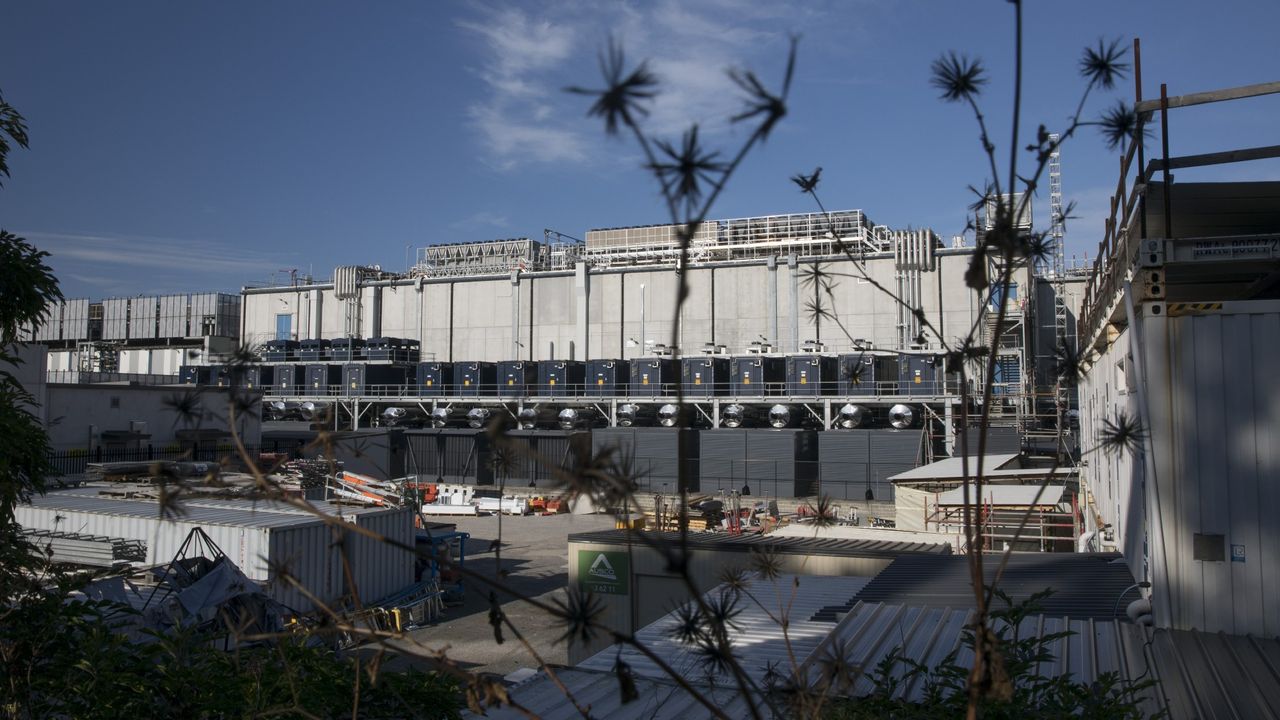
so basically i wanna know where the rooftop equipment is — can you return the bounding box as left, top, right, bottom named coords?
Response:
left=417, top=362, right=452, bottom=396
left=516, top=408, right=538, bottom=430
left=768, top=404, right=793, bottom=428
left=681, top=356, right=731, bottom=398
left=430, top=407, right=453, bottom=428
left=262, top=340, right=298, bottom=362
left=585, top=359, right=628, bottom=397
left=306, top=364, right=342, bottom=395
left=538, top=360, right=585, bottom=396
left=732, top=356, right=785, bottom=396
left=454, top=362, right=496, bottom=397
left=330, top=337, right=366, bottom=362
left=630, top=358, right=677, bottom=397
left=888, top=404, right=916, bottom=429
left=274, top=365, right=304, bottom=395
left=243, top=365, right=274, bottom=391
left=836, top=403, right=871, bottom=429
left=838, top=352, right=897, bottom=396
left=657, top=404, right=680, bottom=427
left=299, top=339, right=331, bottom=362
left=298, top=401, right=330, bottom=422
left=786, top=355, right=839, bottom=395
left=616, top=403, right=645, bottom=427
left=497, top=360, right=537, bottom=395
left=466, top=408, right=492, bottom=429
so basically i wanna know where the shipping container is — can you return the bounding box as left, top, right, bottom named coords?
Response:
left=585, top=359, right=628, bottom=397
left=629, top=358, right=677, bottom=397
left=274, top=364, right=304, bottom=394
left=299, top=339, right=331, bottom=362
left=262, top=340, right=299, bottom=363
left=306, top=364, right=342, bottom=395
left=331, top=337, right=366, bottom=362
left=898, top=353, right=945, bottom=395
left=454, top=361, right=496, bottom=397
left=13, top=491, right=413, bottom=611
left=732, top=356, right=785, bottom=396
left=786, top=355, right=839, bottom=395
left=343, top=363, right=411, bottom=396
left=838, top=352, right=898, bottom=396
left=538, top=360, right=585, bottom=397
left=681, top=357, right=731, bottom=398
left=497, top=360, right=538, bottom=395
left=416, top=362, right=452, bottom=396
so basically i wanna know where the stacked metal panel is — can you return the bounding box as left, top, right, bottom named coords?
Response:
left=405, top=429, right=493, bottom=485
left=130, top=296, right=158, bottom=339
left=102, top=298, right=129, bottom=340
left=697, top=430, right=749, bottom=494
left=503, top=430, right=588, bottom=489
left=158, top=294, right=189, bottom=337
left=62, top=298, right=90, bottom=341
left=35, top=300, right=62, bottom=341
left=814, top=429, right=922, bottom=501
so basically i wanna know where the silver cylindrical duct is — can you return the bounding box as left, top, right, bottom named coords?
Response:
left=557, top=407, right=586, bottom=430
left=466, top=407, right=492, bottom=429
left=889, top=404, right=915, bottom=429
left=430, top=407, right=452, bottom=428
left=268, top=400, right=301, bottom=420
left=299, top=401, right=330, bottom=421
left=517, top=407, right=538, bottom=430
left=768, top=404, right=791, bottom=428
left=837, top=403, right=870, bottom=429
left=617, top=403, right=641, bottom=427
left=657, top=404, right=680, bottom=427
left=722, top=403, right=746, bottom=428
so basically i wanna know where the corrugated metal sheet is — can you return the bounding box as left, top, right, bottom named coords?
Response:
left=466, top=668, right=758, bottom=720
left=699, top=429, right=747, bottom=459
left=159, top=294, right=188, bottom=337
left=869, top=429, right=923, bottom=464
left=853, top=553, right=1137, bottom=618
left=35, top=300, right=61, bottom=341
left=130, top=296, right=157, bottom=339
left=567, top=529, right=951, bottom=558
left=63, top=298, right=90, bottom=341
left=1081, top=299, right=1280, bottom=636
left=102, top=298, right=129, bottom=340
left=579, top=574, right=871, bottom=684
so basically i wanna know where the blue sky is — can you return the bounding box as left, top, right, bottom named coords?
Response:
left=2, top=0, right=1277, bottom=299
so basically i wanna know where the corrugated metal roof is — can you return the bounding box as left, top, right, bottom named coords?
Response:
left=887, top=453, right=1078, bottom=484
left=853, top=553, right=1138, bottom=619
left=578, top=574, right=872, bottom=685
left=465, top=668, right=758, bottom=720
left=567, top=529, right=952, bottom=557
left=22, top=487, right=401, bottom=530
left=483, top=588, right=1280, bottom=720
left=934, top=483, right=1065, bottom=507
left=48, top=485, right=397, bottom=519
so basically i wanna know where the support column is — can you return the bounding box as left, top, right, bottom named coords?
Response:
left=767, top=256, right=779, bottom=348
left=510, top=270, right=521, bottom=360
left=788, top=254, right=799, bottom=353
left=574, top=262, right=589, bottom=361
left=310, top=288, right=323, bottom=340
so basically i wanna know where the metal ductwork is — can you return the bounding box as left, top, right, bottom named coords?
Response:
left=299, top=401, right=330, bottom=421
left=430, top=407, right=452, bottom=428
left=837, top=403, right=870, bottom=429
left=558, top=407, right=594, bottom=430
left=382, top=406, right=425, bottom=426
left=722, top=403, right=746, bottom=428
left=517, top=407, right=538, bottom=430
left=268, top=400, right=301, bottom=421
left=616, top=403, right=643, bottom=427
left=466, top=407, right=492, bottom=429
left=657, top=404, right=680, bottom=427
left=768, top=404, right=791, bottom=428
left=889, top=404, right=915, bottom=429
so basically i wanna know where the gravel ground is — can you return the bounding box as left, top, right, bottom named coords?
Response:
left=395, top=512, right=618, bottom=677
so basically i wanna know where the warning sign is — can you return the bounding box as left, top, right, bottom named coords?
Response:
left=578, top=550, right=629, bottom=595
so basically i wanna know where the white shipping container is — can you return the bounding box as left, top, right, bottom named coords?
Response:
left=13, top=492, right=414, bottom=611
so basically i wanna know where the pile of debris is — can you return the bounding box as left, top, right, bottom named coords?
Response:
left=273, top=457, right=340, bottom=489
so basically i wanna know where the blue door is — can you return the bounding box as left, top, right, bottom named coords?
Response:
left=276, top=313, right=292, bottom=341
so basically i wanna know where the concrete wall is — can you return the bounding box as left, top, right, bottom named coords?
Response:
left=43, top=384, right=263, bottom=450
left=1080, top=298, right=1280, bottom=635
left=242, top=247, right=987, bottom=363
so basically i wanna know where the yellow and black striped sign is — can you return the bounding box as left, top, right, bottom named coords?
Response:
left=1166, top=302, right=1223, bottom=317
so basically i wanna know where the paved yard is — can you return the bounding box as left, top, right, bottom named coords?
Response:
left=397, top=512, right=617, bottom=677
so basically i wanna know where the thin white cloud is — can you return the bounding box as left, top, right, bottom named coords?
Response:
left=22, top=229, right=282, bottom=274
left=457, top=1, right=816, bottom=170
left=450, top=210, right=511, bottom=231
